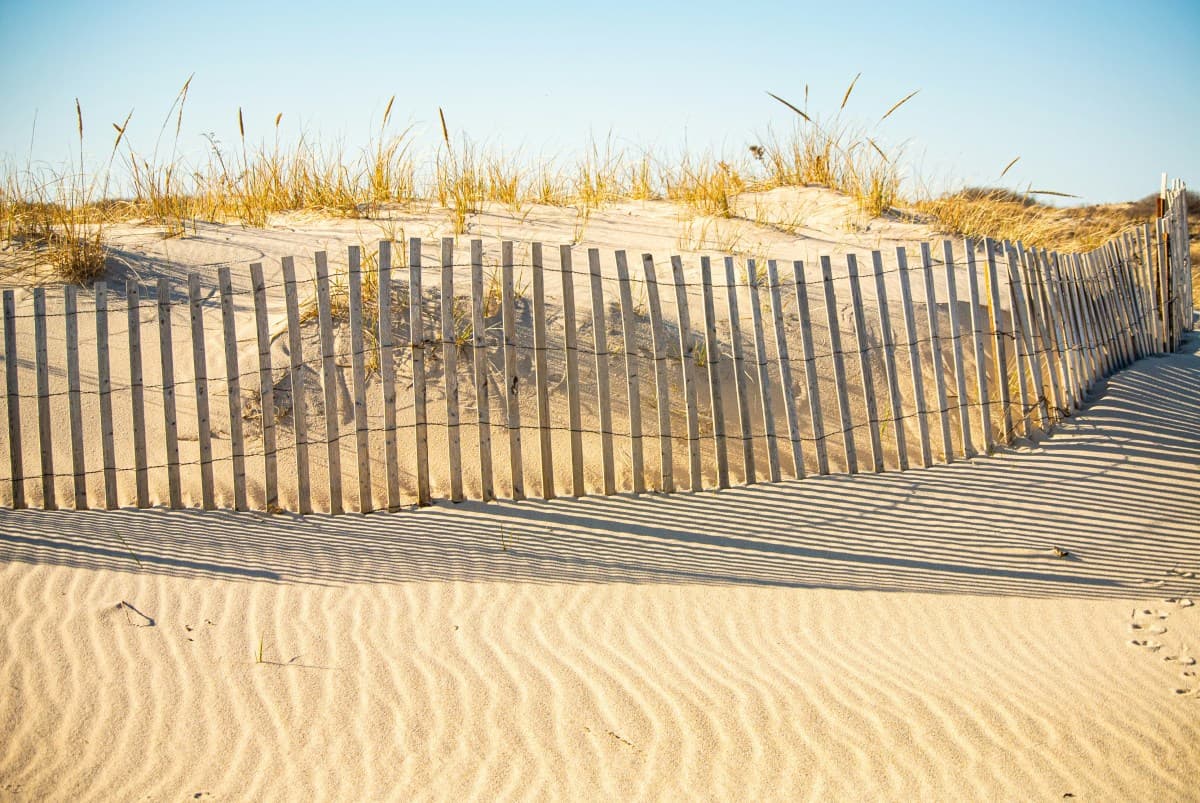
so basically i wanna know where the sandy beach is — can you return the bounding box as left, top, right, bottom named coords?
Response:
left=1, top=330, right=1197, bottom=800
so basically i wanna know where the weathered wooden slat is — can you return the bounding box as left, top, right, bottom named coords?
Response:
left=347, top=246, right=373, bottom=512
left=897, top=247, right=933, bottom=464
left=315, top=251, right=344, bottom=514
left=745, top=260, right=780, bottom=482
left=1077, top=252, right=1108, bottom=380
left=766, top=260, right=804, bottom=478
left=845, top=254, right=881, bottom=473
left=793, top=260, right=828, bottom=475
left=700, top=256, right=729, bottom=488
left=1002, top=244, right=1040, bottom=436
left=217, top=267, right=247, bottom=511
left=249, top=264, right=277, bottom=512
left=281, top=257, right=311, bottom=514
left=188, top=275, right=214, bottom=509
left=871, top=251, right=907, bottom=468
left=2, top=291, right=23, bottom=509
left=615, top=251, right=645, bottom=493
left=410, top=239, right=431, bottom=506
left=32, top=287, right=55, bottom=509
left=502, top=241, right=525, bottom=500
left=641, top=254, right=674, bottom=491
left=941, top=242, right=972, bottom=458
left=65, top=285, right=87, bottom=508
left=441, top=238, right=464, bottom=502
left=559, top=245, right=583, bottom=497
left=964, top=240, right=992, bottom=453
left=1015, top=244, right=1055, bottom=424
left=820, top=256, right=857, bottom=473
left=125, top=281, right=148, bottom=508
left=722, top=256, right=756, bottom=483
left=530, top=242, right=554, bottom=499
left=1036, top=249, right=1074, bottom=413
left=670, top=255, right=703, bottom=491
left=1055, top=251, right=1088, bottom=406
left=1068, top=253, right=1099, bottom=389
left=471, top=240, right=495, bottom=501
left=157, top=278, right=181, bottom=508
left=377, top=241, right=401, bottom=510
left=588, top=247, right=615, bottom=495
left=982, top=241, right=1013, bottom=444
left=96, top=282, right=118, bottom=508
left=919, top=243, right=953, bottom=461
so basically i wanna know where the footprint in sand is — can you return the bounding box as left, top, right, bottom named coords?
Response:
left=1149, top=625, right=1168, bottom=635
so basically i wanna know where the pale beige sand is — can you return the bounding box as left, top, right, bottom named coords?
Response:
left=1, top=334, right=1198, bottom=800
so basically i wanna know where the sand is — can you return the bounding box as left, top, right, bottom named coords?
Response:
left=1, top=327, right=1198, bottom=799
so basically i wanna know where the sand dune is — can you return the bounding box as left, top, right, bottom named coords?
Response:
left=1, top=333, right=1197, bottom=800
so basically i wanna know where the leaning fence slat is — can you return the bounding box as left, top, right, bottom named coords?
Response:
left=530, top=242, right=553, bottom=499
left=1008, top=244, right=1046, bottom=432
left=588, top=247, right=615, bottom=495
left=766, top=260, right=804, bottom=478
left=820, top=256, right=857, bottom=473
left=65, top=286, right=87, bottom=508
left=1049, top=251, right=1082, bottom=409
left=871, top=251, right=907, bottom=468
left=941, top=242, right=972, bottom=458
left=615, top=251, right=645, bottom=493
left=32, top=288, right=56, bottom=509
left=249, top=264, right=277, bottom=512
left=964, top=240, right=992, bottom=454
left=187, top=275, right=214, bottom=509
left=125, top=281, right=148, bottom=508
left=1037, top=249, right=1074, bottom=413
left=1069, top=253, right=1099, bottom=389
left=897, top=248, right=933, bottom=464
left=377, top=241, right=401, bottom=510
left=441, top=238, right=464, bottom=502
left=471, top=240, right=495, bottom=501
left=723, top=256, right=756, bottom=483
left=559, top=245, right=583, bottom=497
left=315, top=252, right=344, bottom=514
left=983, top=241, right=1013, bottom=445
left=2, top=292, right=23, bottom=509
left=746, top=260, right=780, bottom=482
left=347, top=246, right=373, bottom=512
left=218, top=267, right=247, bottom=512
left=1055, top=252, right=1088, bottom=406
left=670, top=255, right=703, bottom=490
left=641, top=254, right=674, bottom=492
left=156, top=279, right=180, bottom=509
left=502, top=241, right=525, bottom=500
left=281, top=257, right=311, bottom=514
left=96, top=282, right=118, bottom=509
left=793, top=261, right=828, bottom=475
left=919, top=243, right=954, bottom=461
left=845, top=255, right=881, bottom=473
left=700, top=257, right=730, bottom=488
left=410, top=239, right=431, bottom=506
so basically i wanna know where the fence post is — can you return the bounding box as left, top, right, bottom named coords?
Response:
left=441, top=238, right=464, bottom=502
left=919, top=243, right=953, bottom=461
left=670, top=255, right=704, bottom=491
left=964, top=240, right=992, bottom=453
left=700, top=256, right=729, bottom=488
left=845, top=254, right=882, bottom=472
left=96, top=282, right=118, bottom=508
left=3, top=290, right=23, bottom=509
left=347, top=246, right=374, bottom=512
left=941, top=242, right=972, bottom=458
left=281, top=256, right=312, bottom=514
left=766, top=260, right=804, bottom=478
left=983, top=241, right=1013, bottom=444
left=157, top=279, right=181, bottom=508
left=872, top=251, right=908, bottom=468
left=502, top=241, right=525, bottom=500
left=615, top=251, right=645, bottom=493
left=188, top=274, right=215, bottom=509
left=1004, top=244, right=1042, bottom=434
left=793, top=260, right=828, bottom=475
left=820, top=256, right=857, bottom=473
left=410, top=239, right=431, bottom=506
left=898, top=247, right=934, bottom=462
left=249, top=264, right=278, bottom=512
left=559, top=245, right=583, bottom=497
left=746, top=259, right=781, bottom=482
left=125, top=281, right=148, bottom=508
left=378, top=241, right=401, bottom=510
left=531, top=242, right=554, bottom=499
left=33, top=287, right=56, bottom=509
left=471, top=240, right=495, bottom=501
left=588, top=248, right=615, bottom=495
left=641, top=254, right=674, bottom=492
left=217, top=267, right=247, bottom=511
left=65, top=285, right=87, bottom=508
left=723, top=257, right=756, bottom=483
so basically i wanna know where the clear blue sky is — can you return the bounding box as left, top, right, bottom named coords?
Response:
left=2, top=0, right=1197, bottom=204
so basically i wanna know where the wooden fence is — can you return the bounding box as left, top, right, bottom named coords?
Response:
left=0, top=182, right=1191, bottom=513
